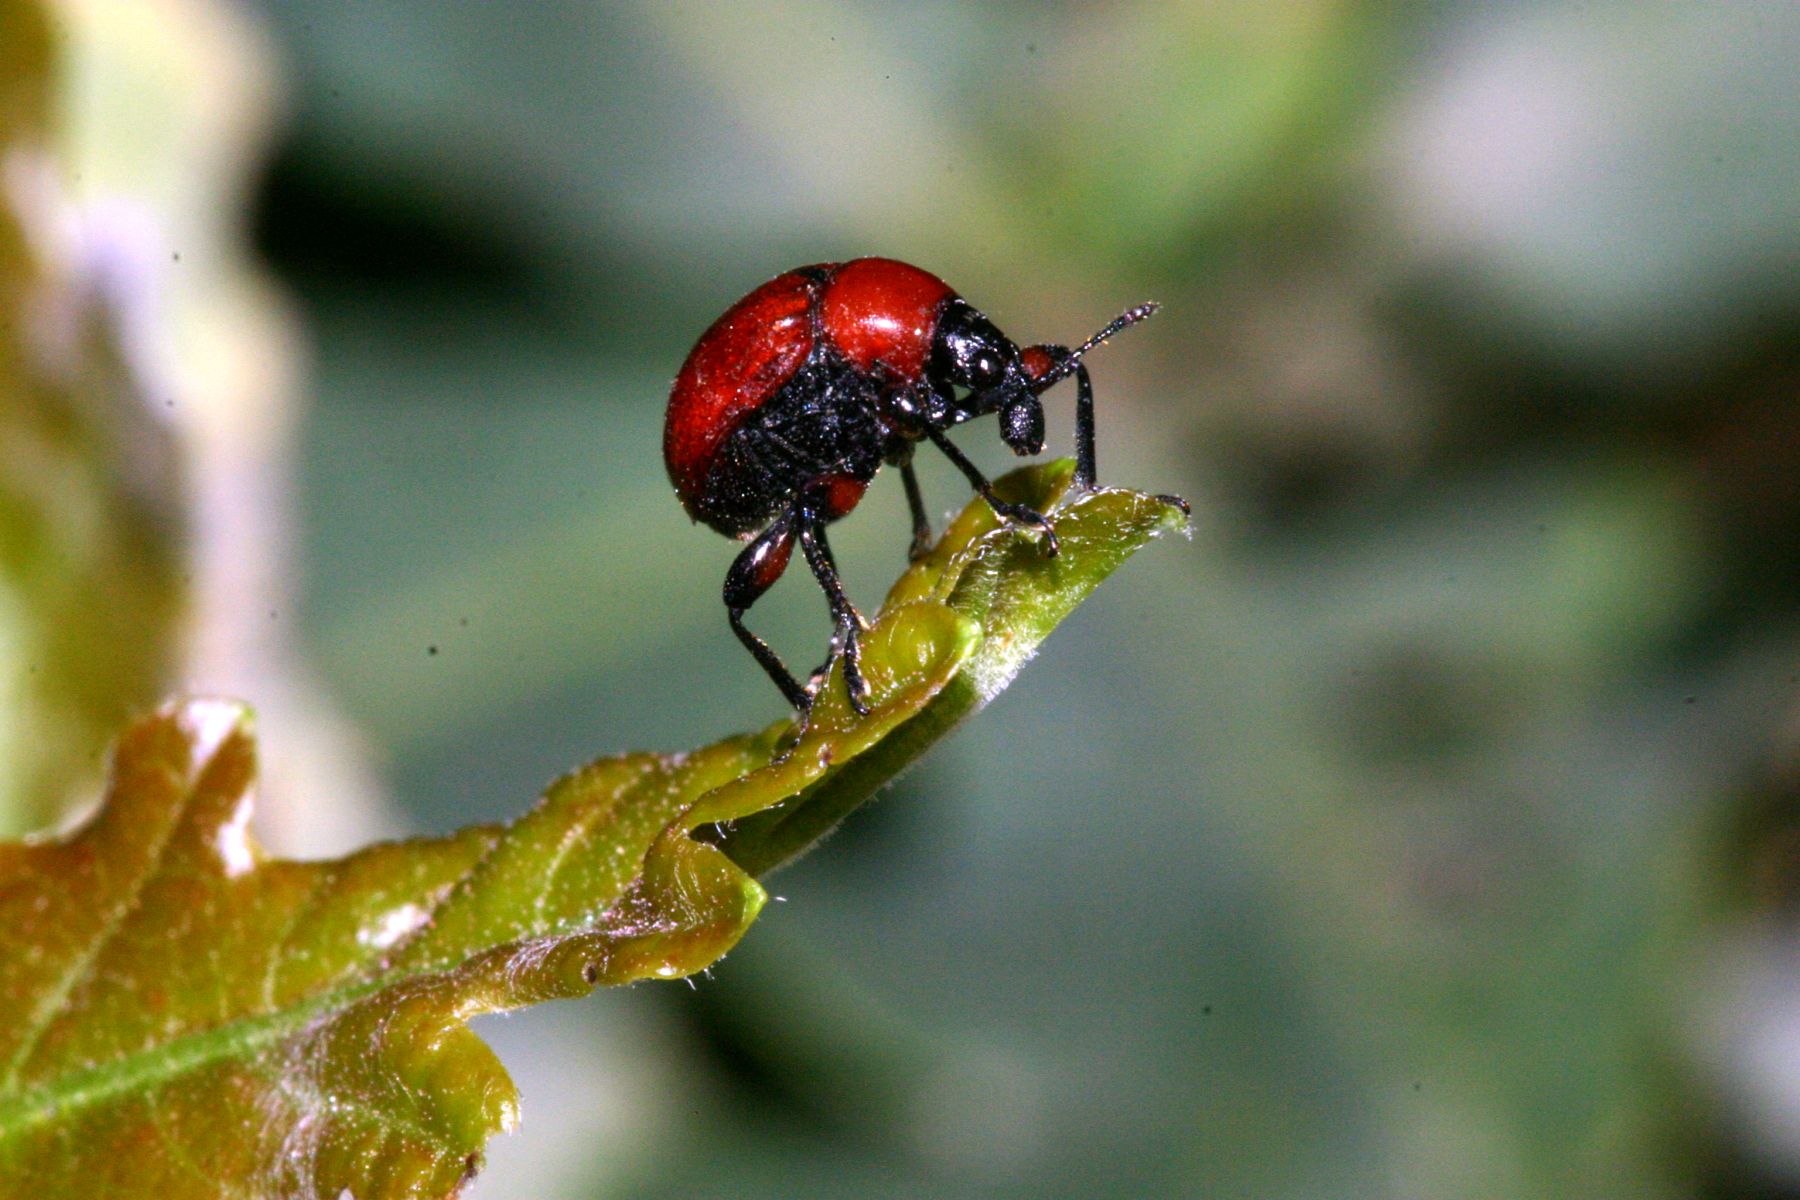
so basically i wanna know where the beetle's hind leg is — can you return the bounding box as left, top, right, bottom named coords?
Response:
left=724, top=512, right=810, bottom=711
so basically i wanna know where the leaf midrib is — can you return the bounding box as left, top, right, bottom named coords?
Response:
left=0, top=734, right=638, bottom=1146
left=0, top=758, right=199, bottom=1094
left=0, top=974, right=390, bottom=1144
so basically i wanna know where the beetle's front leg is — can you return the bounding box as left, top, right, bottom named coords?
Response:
left=924, top=427, right=1059, bottom=557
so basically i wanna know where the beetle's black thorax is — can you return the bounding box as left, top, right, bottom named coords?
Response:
left=695, top=349, right=908, bottom=537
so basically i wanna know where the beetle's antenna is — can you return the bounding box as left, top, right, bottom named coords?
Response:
left=1029, top=302, right=1158, bottom=393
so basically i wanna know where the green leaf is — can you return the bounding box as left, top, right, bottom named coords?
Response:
left=0, top=462, right=1184, bottom=1199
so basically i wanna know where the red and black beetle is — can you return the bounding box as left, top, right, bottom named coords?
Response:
left=664, top=257, right=1164, bottom=716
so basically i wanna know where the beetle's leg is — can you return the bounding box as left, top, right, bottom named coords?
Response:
left=1070, top=357, right=1097, bottom=490
left=796, top=499, right=871, bottom=716
left=1036, top=340, right=1101, bottom=489
left=724, top=512, right=809, bottom=711
left=1027, top=342, right=1098, bottom=489
left=925, top=427, right=1059, bottom=557
left=899, top=457, right=933, bottom=560
left=1028, top=341, right=1189, bottom=513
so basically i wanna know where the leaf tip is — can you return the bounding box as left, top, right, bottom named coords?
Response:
left=160, top=696, right=255, bottom=773
left=1152, top=495, right=1194, bottom=541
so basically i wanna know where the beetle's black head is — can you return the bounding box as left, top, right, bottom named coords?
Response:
left=930, top=300, right=1018, bottom=395
left=929, top=299, right=1044, bottom=455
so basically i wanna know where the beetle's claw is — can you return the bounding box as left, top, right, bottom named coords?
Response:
left=774, top=687, right=815, bottom=753
left=811, top=626, right=873, bottom=717
left=986, top=497, right=1060, bottom=556
left=840, top=625, right=872, bottom=716
left=1006, top=504, right=1059, bottom=557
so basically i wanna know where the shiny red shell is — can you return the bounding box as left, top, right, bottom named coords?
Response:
left=819, top=257, right=952, bottom=380
left=663, top=270, right=817, bottom=512
left=663, top=258, right=955, bottom=523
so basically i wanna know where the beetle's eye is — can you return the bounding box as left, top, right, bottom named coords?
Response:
left=970, top=350, right=1003, bottom=388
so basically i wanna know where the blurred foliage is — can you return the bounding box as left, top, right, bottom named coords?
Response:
left=0, top=0, right=186, bottom=836
left=0, top=469, right=1179, bottom=1199
left=0, top=0, right=385, bottom=856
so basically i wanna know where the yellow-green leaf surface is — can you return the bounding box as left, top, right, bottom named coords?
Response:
left=0, top=463, right=1185, bottom=1199
left=0, top=0, right=189, bottom=835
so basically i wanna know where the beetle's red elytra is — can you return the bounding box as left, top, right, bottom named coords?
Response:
left=664, top=257, right=1168, bottom=715
left=664, top=270, right=817, bottom=515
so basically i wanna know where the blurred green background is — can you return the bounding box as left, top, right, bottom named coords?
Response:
left=7, top=0, right=1800, bottom=1196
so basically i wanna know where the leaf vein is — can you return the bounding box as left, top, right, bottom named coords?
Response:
left=0, top=754, right=205, bottom=1094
